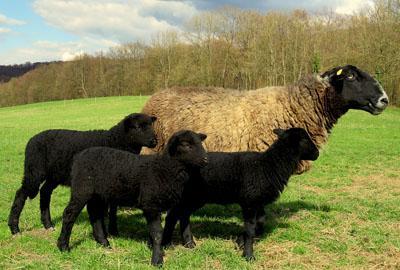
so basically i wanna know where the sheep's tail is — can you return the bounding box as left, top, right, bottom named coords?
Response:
left=21, top=176, right=42, bottom=199
left=22, top=139, right=47, bottom=199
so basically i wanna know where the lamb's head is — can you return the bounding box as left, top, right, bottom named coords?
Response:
left=273, top=128, right=319, bottom=161
left=120, top=113, right=158, bottom=148
left=165, top=130, right=208, bottom=167
left=322, top=65, right=388, bottom=115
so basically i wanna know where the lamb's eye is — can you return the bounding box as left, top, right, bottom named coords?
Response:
left=347, top=74, right=355, bottom=80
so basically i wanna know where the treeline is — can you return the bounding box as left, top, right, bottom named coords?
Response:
left=0, top=62, right=55, bottom=83
left=0, top=0, right=399, bottom=107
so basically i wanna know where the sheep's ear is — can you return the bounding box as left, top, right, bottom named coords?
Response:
left=165, top=136, right=179, bottom=156
left=273, top=128, right=285, bottom=138
left=321, top=66, right=345, bottom=81
left=150, top=116, right=157, bottom=123
left=123, top=117, right=139, bottom=131
left=198, top=133, right=207, bottom=141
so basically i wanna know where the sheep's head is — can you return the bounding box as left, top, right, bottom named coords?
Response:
left=121, top=113, right=158, bottom=148
left=322, top=65, right=388, bottom=115
left=273, top=128, right=319, bottom=161
left=165, top=130, right=208, bottom=167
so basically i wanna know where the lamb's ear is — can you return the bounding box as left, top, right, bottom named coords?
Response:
left=123, top=116, right=139, bottom=132
left=150, top=116, right=157, bottom=123
left=198, top=133, right=207, bottom=141
left=165, top=135, right=179, bottom=156
left=273, top=128, right=285, bottom=138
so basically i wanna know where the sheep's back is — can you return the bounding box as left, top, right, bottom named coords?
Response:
left=142, top=86, right=289, bottom=153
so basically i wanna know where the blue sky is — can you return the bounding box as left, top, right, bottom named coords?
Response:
left=0, top=0, right=373, bottom=65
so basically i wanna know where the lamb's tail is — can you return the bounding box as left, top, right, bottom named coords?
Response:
left=22, top=139, right=47, bottom=199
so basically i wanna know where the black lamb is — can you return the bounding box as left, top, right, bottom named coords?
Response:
left=57, top=130, right=208, bottom=266
left=8, top=113, right=157, bottom=235
left=162, top=128, right=319, bottom=260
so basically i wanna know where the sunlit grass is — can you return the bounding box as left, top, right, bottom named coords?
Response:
left=0, top=97, right=399, bottom=269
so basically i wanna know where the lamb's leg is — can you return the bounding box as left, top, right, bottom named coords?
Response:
left=161, top=207, right=181, bottom=247
left=40, top=180, right=58, bottom=229
left=57, top=196, right=88, bottom=252
left=179, top=211, right=195, bottom=248
left=8, top=186, right=29, bottom=234
left=241, top=208, right=257, bottom=261
left=108, top=202, right=119, bottom=236
left=144, top=211, right=163, bottom=266
left=87, top=199, right=110, bottom=248
left=236, top=206, right=265, bottom=248
left=255, top=206, right=266, bottom=236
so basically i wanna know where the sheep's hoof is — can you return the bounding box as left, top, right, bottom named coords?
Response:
left=183, top=240, right=196, bottom=249
left=9, top=226, right=20, bottom=235
left=244, top=255, right=256, bottom=262
left=43, top=220, right=55, bottom=230
left=57, top=242, right=70, bottom=252
left=45, top=226, right=55, bottom=231
left=151, top=257, right=163, bottom=267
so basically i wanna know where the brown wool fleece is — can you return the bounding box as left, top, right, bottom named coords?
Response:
left=142, top=75, right=347, bottom=173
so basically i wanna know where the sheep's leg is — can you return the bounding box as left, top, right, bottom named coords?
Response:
left=161, top=208, right=181, bottom=247
left=179, top=210, right=196, bottom=248
left=242, top=208, right=257, bottom=261
left=57, top=196, right=88, bottom=252
left=108, top=202, right=119, bottom=236
left=40, top=180, right=58, bottom=229
left=255, top=206, right=266, bottom=236
left=87, top=199, right=110, bottom=248
left=8, top=186, right=29, bottom=234
left=144, top=211, right=164, bottom=266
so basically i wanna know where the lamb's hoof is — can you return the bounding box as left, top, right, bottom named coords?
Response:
left=235, top=235, right=245, bottom=249
left=244, top=255, right=256, bottom=262
left=44, top=222, right=55, bottom=230
left=151, top=256, right=163, bottom=267
left=183, top=240, right=196, bottom=249
left=57, top=242, right=70, bottom=252
left=45, top=226, right=55, bottom=231
left=100, top=240, right=111, bottom=248
left=9, top=226, right=20, bottom=235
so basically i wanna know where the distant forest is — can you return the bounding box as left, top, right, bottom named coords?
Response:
left=0, top=0, right=399, bottom=107
left=0, top=62, right=55, bottom=83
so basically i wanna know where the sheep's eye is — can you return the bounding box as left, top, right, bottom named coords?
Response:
left=346, top=74, right=355, bottom=80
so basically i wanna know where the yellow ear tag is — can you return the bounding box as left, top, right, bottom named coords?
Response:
left=336, top=69, right=343, bottom=75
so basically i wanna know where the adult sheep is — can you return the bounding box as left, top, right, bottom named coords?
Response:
left=142, top=65, right=388, bottom=172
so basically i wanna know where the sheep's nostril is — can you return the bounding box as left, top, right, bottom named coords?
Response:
left=380, top=97, right=389, bottom=105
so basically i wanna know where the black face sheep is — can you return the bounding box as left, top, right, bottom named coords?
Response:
left=57, top=130, right=208, bottom=266
left=8, top=113, right=157, bottom=235
left=142, top=65, right=388, bottom=173
left=161, top=128, right=319, bottom=261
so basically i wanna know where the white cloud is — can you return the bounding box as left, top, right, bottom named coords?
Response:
left=0, top=13, right=26, bottom=26
left=334, top=0, right=374, bottom=15
left=0, top=38, right=118, bottom=64
left=0, top=27, right=11, bottom=34
left=32, top=0, right=197, bottom=42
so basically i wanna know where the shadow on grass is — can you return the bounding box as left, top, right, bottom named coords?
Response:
left=46, top=200, right=330, bottom=248
left=108, top=200, right=330, bottom=244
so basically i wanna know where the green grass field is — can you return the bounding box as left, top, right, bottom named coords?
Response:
left=0, top=96, right=399, bottom=269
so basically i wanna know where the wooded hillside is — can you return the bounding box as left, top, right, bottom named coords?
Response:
left=1, top=0, right=399, bottom=107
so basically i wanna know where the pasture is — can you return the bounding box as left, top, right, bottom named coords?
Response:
left=0, top=96, right=399, bottom=269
